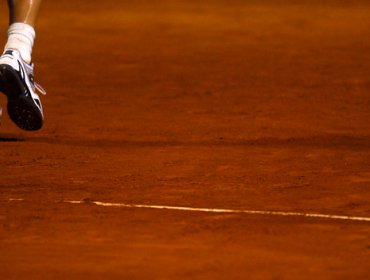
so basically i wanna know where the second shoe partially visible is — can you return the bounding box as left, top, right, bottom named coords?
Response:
left=0, top=49, right=45, bottom=131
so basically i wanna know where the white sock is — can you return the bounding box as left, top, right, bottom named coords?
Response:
left=4, top=23, right=35, bottom=64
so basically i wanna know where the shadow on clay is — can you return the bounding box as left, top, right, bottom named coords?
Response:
left=28, top=133, right=370, bottom=150
left=0, top=134, right=24, bottom=142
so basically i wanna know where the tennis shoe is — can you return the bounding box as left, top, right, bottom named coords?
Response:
left=0, top=49, right=46, bottom=131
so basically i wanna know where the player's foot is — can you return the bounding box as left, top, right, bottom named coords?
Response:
left=0, top=49, right=46, bottom=131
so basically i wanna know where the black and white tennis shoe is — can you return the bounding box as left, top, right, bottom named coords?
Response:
left=0, top=49, right=46, bottom=131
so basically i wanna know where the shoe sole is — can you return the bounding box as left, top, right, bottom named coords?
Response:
left=0, top=64, right=43, bottom=131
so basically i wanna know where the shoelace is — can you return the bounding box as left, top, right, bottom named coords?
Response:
left=34, top=82, right=47, bottom=95
left=29, top=71, right=47, bottom=95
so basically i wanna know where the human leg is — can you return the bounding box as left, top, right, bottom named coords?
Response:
left=8, top=0, right=43, bottom=27
left=0, top=0, right=45, bottom=131
left=6, top=0, right=43, bottom=64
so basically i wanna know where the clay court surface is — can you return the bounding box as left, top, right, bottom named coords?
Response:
left=0, top=0, right=370, bottom=278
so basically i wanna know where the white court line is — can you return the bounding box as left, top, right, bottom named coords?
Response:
left=66, top=200, right=370, bottom=222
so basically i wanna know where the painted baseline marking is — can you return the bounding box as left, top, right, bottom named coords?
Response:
left=66, top=200, right=370, bottom=222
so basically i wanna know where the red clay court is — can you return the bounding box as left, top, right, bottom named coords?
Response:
left=0, top=0, right=370, bottom=279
